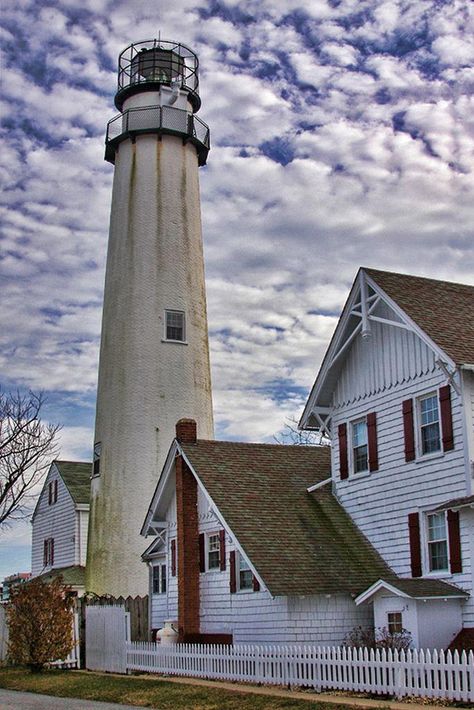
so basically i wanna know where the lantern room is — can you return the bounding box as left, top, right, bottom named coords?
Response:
left=115, top=39, right=201, bottom=112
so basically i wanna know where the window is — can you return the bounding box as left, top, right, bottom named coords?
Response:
left=387, top=612, right=403, bottom=634
left=152, top=563, right=167, bottom=594
left=164, top=310, right=185, bottom=342
left=93, top=442, right=101, bottom=476
left=48, top=480, right=58, bottom=505
left=427, top=512, right=448, bottom=572
left=419, top=394, right=441, bottom=455
left=207, top=533, right=220, bottom=570
left=238, top=554, right=253, bottom=591
left=351, top=419, right=368, bottom=473
left=43, top=538, right=54, bottom=566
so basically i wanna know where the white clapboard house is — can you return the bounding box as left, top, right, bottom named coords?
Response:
left=31, top=461, right=91, bottom=595
left=141, top=268, right=473, bottom=650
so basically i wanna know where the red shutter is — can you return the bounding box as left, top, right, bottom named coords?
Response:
left=171, top=538, right=176, bottom=576
left=229, top=550, right=236, bottom=593
left=219, top=529, right=226, bottom=571
left=408, top=513, right=422, bottom=577
left=338, top=423, right=349, bottom=479
left=199, top=533, right=206, bottom=573
left=439, top=386, right=454, bottom=451
left=252, top=575, right=260, bottom=592
left=447, top=510, right=462, bottom=573
left=403, top=399, right=416, bottom=462
left=367, top=412, right=378, bottom=472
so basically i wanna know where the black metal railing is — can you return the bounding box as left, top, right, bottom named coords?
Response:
left=115, top=39, right=201, bottom=112
left=105, top=104, right=210, bottom=166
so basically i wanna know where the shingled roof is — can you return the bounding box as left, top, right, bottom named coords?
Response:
left=180, top=440, right=394, bottom=597
left=55, top=460, right=91, bottom=505
left=365, top=268, right=474, bottom=365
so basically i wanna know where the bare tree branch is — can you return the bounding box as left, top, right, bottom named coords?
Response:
left=0, top=390, right=61, bottom=526
left=274, top=416, right=331, bottom=447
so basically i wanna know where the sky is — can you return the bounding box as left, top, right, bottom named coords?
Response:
left=1, top=0, right=473, bottom=580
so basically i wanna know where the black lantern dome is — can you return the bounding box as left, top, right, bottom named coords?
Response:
left=115, top=39, right=201, bottom=112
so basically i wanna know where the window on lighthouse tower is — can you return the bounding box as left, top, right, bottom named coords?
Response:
left=164, top=310, right=186, bottom=342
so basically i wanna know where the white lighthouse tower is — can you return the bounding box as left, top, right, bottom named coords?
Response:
left=86, top=39, right=214, bottom=597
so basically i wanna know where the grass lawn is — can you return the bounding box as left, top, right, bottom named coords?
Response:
left=0, top=667, right=363, bottom=709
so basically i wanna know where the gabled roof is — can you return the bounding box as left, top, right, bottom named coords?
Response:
left=36, top=565, right=85, bottom=588
left=433, top=494, right=474, bottom=512
left=178, top=440, right=394, bottom=597
left=54, top=460, right=91, bottom=505
left=364, top=268, right=474, bottom=366
left=355, top=577, right=468, bottom=605
left=300, top=267, right=474, bottom=428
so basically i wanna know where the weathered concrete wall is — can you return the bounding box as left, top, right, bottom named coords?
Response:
left=87, top=91, right=213, bottom=597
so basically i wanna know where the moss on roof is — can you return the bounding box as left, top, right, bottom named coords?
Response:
left=380, top=577, right=468, bottom=598
left=54, top=460, right=91, bottom=505
left=180, top=440, right=394, bottom=597
left=365, top=268, right=474, bottom=365
left=37, top=565, right=85, bottom=587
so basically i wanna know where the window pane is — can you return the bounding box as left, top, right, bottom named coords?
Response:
left=152, top=566, right=160, bottom=594
left=166, top=311, right=185, bottom=341
left=208, top=534, right=220, bottom=569
left=239, top=555, right=253, bottom=590
left=428, top=513, right=448, bottom=571
left=352, top=420, right=368, bottom=472
left=388, top=612, right=403, bottom=634
left=428, top=513, right=446, bottom=541
left=429, top=540, right=448, bottom=571
left=420, top=396, right=440, bottom=454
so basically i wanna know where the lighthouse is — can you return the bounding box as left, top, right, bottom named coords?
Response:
left=86, top=39, right=214, bottom=597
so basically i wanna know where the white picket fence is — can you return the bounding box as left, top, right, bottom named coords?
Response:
left=126, top=642, right=474, bottom=702
left=48, top=613, right=80, bottom=669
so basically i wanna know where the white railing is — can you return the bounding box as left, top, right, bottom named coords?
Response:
left=126, top=642, right=474, bottom=702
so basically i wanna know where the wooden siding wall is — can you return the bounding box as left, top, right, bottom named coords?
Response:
left=331, top=321, right=473, bottom=628
left=31, top=464, right=77, bottom=576
left=334, top=303, right=437, bottom=406
left=150, top=486, right=370, bottom=644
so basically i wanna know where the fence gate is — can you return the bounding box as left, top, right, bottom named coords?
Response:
left=86, top=605, right=129, bottom=673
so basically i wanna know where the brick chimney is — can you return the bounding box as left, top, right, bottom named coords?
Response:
left=175, top=419, right=200, bottom=640
left=176, top=418, right=197, bottom=444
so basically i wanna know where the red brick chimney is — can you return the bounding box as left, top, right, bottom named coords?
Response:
left=176, top=418, right=197, bottom=444
left=175, top=419, right=200, bottom=640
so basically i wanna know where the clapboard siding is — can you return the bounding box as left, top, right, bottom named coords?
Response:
left=77, top=509, right=89, bottom=566
left=331, top=322, right=472, bottom=628
left=31, top=464, right=77, bottom=576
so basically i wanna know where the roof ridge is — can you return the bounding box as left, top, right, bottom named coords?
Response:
left=189, top=439, right=329, bottom=451
left=54, top=459, right=91, bottom=465
left=363, top=266, right=474, bottom=290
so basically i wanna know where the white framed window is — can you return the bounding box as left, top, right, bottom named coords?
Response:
left=152, top=562, right=167, bottom=594
left=418, top=393, right=441, bottom=456
left=238, top=553, right=253, bottom=591
left=426, top=512, right=448, bottom=572
left=387, top=611, right=403, bottom=634
left=207, top=533, right=220, bottom=570
left=164, top=310, right=186, bottom=342
left=351, top=418, right=368, bottom=473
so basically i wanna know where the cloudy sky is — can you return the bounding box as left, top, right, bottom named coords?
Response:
left=1, top=0, right=473, bottom=579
